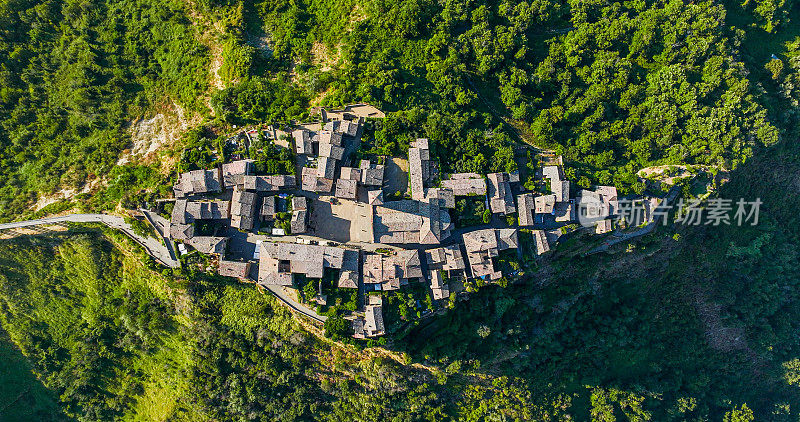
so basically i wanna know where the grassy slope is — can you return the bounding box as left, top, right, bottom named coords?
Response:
left=0, top=327, right=65, bottom=421
left=0, top=233, right=198, bottom=420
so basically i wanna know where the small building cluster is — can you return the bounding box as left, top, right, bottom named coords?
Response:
left=463, top=229, right=518, bottom=281
left=161, top=107, right=634, bottom=341
left=362, top=250, right=423, bottom=291
left=373, top=200, right=452, bottom=245
left=257, top=242, right=357, bottom=288
left=487, top=172, right=519, bottom=215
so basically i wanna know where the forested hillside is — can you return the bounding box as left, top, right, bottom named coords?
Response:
left=0, top=231, right=571, bottom=420
left=0, top=0, right=208, bottom=219
left=3, top=0, right=793, bottom=220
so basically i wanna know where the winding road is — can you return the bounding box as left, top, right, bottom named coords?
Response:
left=0, top=212, right=329, bottom=323
left=0, top=213, right=179, bottom=267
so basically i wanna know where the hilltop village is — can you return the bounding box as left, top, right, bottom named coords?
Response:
left=165, top=104, right=646, bottom=339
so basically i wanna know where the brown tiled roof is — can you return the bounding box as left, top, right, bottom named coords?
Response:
left=595, top=219, right=613, bottom=234
left=222, top=160, right=252, bottom=187
left=554, top=201, right=574, bottom=222
left=395, top=249, right=423, bottom=279
left=487, top=173, right=516, bottom=214
left=463, top=229, right=517, bottom=281
left=533, top=229, right=549, bottom=255
left=535, top=194, right=556, bottom=214
left=229, top=174, right=296, bottom=192
left=577, top=190, right=609, bottom=220
left=552, top=180, right=570, bottom=202
left=364, top=305, right=385, bottom=337
left=373, top=200, right=452, bottom=245
left=367, top=190, right=384, bottom=205
left=291, top=209, right=307, bottom=234
left=361, top=165, right=384, bottom=187
left=498, top=228, right=518, bottom=249
left=261, top=196, right=276, bottom=220
left=293, top=129, right=313, bottom=155
left=428, top=270, right=450, bottom=300
left=302, top=166, right=333, bottom=193
left=187, top=236, right=227, bottom=255
left=174, top=168, right=222, bottom=198
left=595, top=185, right=618, bottom=214
left=231, top=189, right=257, bottom=230
left=337, top=250, right=359, bottom=289
left=258, top=242, right=347, bottom=285
left=441, top=175, right=487, bottom=196
left=319, top=142, right=345, bottom=160
left=173, top=199, right=230, bottom=225
left=318, top=130, right=343, bottom=146
left=338, top=120, right=359, bottom=137
left=335, top=179, right=358, bottom=199
left=340, top=166, right=361, bottom=181
left=425, top=187, right=455, bottom=209
left=517, top=193, right=536, bottom=226
left=292, top=196, right=308, bottom=211
left=218, top=260, right=251, bottom=279
left=317, top=156, right=336, bottom=179
left=425, top=244, right=466, bottom=273
left=542, top=165, right=562, bottom=181
left=169, top=223, right=194, bottom=240
left=362, top=251, right=421, bottom=289
left=408, top=139, right=431, bottom=200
